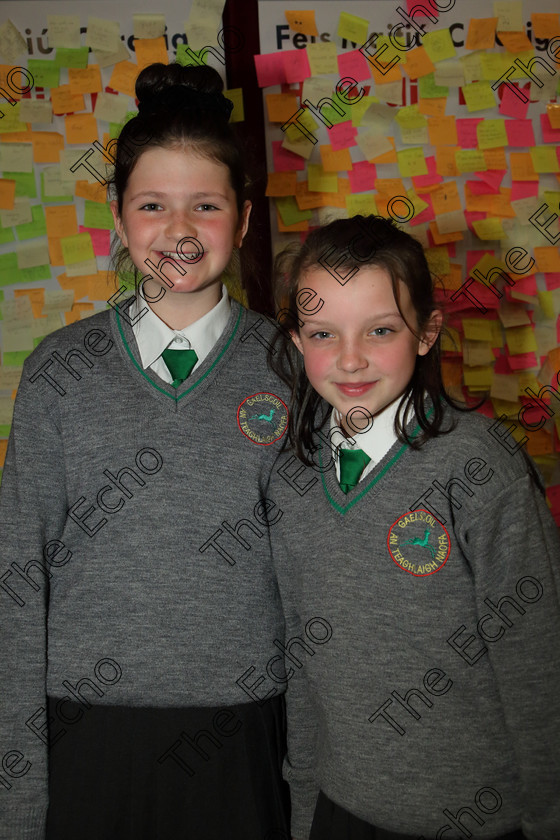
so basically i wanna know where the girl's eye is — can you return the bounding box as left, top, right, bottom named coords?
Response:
left=371, top=327, right=392, bottom=337
left=140, top=203, right=161, bottom=211
left=196, top=203, right=218, bottom=211
left=310, top=331, right=333, bottom=340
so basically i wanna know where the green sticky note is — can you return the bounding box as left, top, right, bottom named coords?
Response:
left=27, top=59, right=61, bottom=89
left=176, top=44, right=208, bottom=67
left=15, top=205, right=47, bottom=241
left=4, top=265, right=52, bottom=286
left=55, top=47, right=89, bottom=69
left=275, top=197, right=312, bottom=227
left=0, top=227, right=15, bottom=244
left=0, top=290, right=4, bottom=301
left=84, top=200, right=114, bottom=230
left=0, top=252, right=17, bottom=281
left=337, top=12, right=369, bottom=45
left=419, top=73, right=449, bottom=99
left=4, top=171, right=37, bottom=199
left=2, top=351, right=32, bottom=367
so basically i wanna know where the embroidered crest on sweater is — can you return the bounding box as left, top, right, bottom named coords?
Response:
left=237, top=392, right=288, bottom=446
left=387, top=509, right=450, bottom=576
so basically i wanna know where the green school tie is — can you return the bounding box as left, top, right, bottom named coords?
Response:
left=339, top=448, right=371, bottom=494
left=161, top=348, right=198, bottom=387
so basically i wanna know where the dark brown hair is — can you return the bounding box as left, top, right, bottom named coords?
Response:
left=107, top=62, right=253, bottom=292
left=270, top=214, right=471, bottom=464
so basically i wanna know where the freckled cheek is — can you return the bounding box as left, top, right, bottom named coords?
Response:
left=302, top=347, right=335, bottom=386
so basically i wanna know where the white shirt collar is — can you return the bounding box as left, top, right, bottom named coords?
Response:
left=127, top=284, right=231, bottom=372
left=331, top=397, right=402, bottom=464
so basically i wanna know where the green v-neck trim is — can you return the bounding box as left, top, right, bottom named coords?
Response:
left=116, top=304, right=242, bottom=402
left=319, top=409, right=433, bottom=515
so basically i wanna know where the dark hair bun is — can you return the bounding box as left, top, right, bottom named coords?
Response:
left=135, top=63, right=232, bottom=120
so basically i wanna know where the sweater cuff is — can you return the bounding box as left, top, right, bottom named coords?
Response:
left=283, top=759, right=320, bottom=840
left=0, top=804, right=48, bottom=840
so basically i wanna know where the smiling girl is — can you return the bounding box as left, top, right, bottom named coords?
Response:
left=268, top=215, right=560, bottom=840
left=0, top=63, right=289, bottom=839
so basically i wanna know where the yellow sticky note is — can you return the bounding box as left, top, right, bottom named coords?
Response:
left=506, top=326, right=538, bottom=355
left=530, top=146, right=560, bottom=174
left=306, top=42, right=339, bottom=75
left=346, top=193, right=378, bottom=217
left=61, top=233, right=95, bottom=266
left=337, top=12, right=369, bottom=45
left=538, top=291, right=555, bottom=320
left=463, top=366, right=493, bottom=389
left=282, top=134, right=314, bottom=160
left=397, top=147, right=428, bottom=177
left=19, top=99, right=53, bottom=124
left=476, top=119, right=508, bottom=149
left=224, top=88, right=244, bottom=123
left=285, top=11, right=319, bottom=36
left=308, top=164, right=338, bottom=193
left=85, top=17, right=121, bottom=53
left=422, top=29, right=456, bottom=63
left=133, top=13, right=166, bottom=39
left=493, top=1, right=523, bottom=32
left=462, top=318, right=494, bottom=341
left=480, top=52, right=512, bottom=81
left=425, top=247, right=451, bottom=277
left=47, top=15, right=81, bottom=49
left=465, top=18, right=498, bottom=50
left=357, top=130, right=393, bottom=160
left=0, top=142, right=33, bottom=172
left=94, top=92, right=130, bottom=124
left=472, top=218, right=506, bottom=240
left=462, top=81, right=496, bottom=111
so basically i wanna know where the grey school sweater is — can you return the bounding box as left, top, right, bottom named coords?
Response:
left=267, top=408, right=560, bottom=840
left=0, top=301, right=289, bottom=839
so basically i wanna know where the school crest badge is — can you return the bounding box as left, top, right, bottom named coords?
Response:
left=387, top=509, right=450, bottom=576
left=237, top=392, right=288, bottom=446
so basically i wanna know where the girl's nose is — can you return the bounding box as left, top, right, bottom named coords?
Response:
left=165, top=211, right=197, bottom=241
left=337, top=340, right=368, bottom=372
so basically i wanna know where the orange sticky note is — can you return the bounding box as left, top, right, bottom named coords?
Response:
left=320, top=144, right=352, bottom=172
left=51, top=85, right=86, bottom=116
left=295, top=180, right=323, bottom=210
left=14, top=287, right=45, bottom=318
left=48, top=237, right=65, bottom=266
left=509, top=152, right=538, bottom=181
left=497, top=31, right=532, bottom=52
left=430, top=224, right=464, bottom=245
left=57, top=272, right=91, bottom=299
left=31, top=131, right=65, bottom=164
left=547, top=103, right=560, bottom=130
left=370, top=136, right=397, bottom=164
left=266, top=93, right=299, bottom=123
left=465, top=18, right=498, bottom=50
left=265, top=172, right=298, bottom=196
left=0, top=439, right=8, bottom=468
left=64, top=113, right=99, bottom=145
left=88, top=270, right=115, bottom=300
left=0, top=179, right=16, bottom=209
left=534, top=247, right=560, bottom=273
left=401, top=47, right=435, bottom=80
left=285, top=10, right=319, bottom=36
left=369, top=61, right=402, bottom=85
left=109, top=61, right=140, bottom=98
left=431, top=181, right=462, bottom=215
left=428, top=115, right=457, bottom=146
left=66, top=302, right=95, bottom=324
left=46, top=205, right=79, bottom=239
left=75, top=180, right=107, bottom=203
left=531, top=14, right=560, bottom=39
left=68, top=65, right=103, bottom=94
left=418, top=97, right=447, bottom=117
left=134, top=37, right=168, bottom=70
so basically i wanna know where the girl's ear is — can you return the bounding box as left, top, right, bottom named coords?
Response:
left=290, top=329, right=304, bottom=355
left=235, top=200, right=252, bottom=249
left=417, top=309, right=443, bottom=357
left=110, top=200, right=127, bottom=248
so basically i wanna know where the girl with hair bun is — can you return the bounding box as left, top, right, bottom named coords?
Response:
left=0, top=63, right=290, bottom=839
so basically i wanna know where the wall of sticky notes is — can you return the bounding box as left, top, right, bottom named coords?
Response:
left=257, top=0, right=560, bottom=523
left=0, top=0, right=249, bottom=479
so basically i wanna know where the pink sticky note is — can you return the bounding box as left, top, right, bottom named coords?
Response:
left=79, top=225, right=110, bottom=256
left=507, top=352, right=538, bottom=370
left=337, top=49, right=371, bottom=82
left=506, top=274, right=537, bottom=297
left=467, top=180, right=497, bottom=196
left=498, top=83, right=530, bottom=118
left=474, top=170, right=506, bottom=191
left=282, top=49, right=311, bottom=84
left=406, top=0, right=438, bottom=17
left=540, top=113, right=560, bottom=144
left=545, top=273, right=560, bottom=290
left=272, top=140, right=306, bottom=172
left=409, top=194, right=434, bottom=227
left=456, top=118, right=483, bottom=148
left=254, top=53, right=287, bottom=88
left=327, top=120, right=357, bottom=151
left=510, top=181, right=539, bottom=200
left=348, top=160, right=377, bottom=193
left=494, top=354, right=514, bottom=374
left=505, top=119, right=535, bottom=147
left=412, top=156, right=442, bottom=189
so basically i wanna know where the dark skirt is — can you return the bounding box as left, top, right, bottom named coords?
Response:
left=46, top=695, right=290, bottom=840
left=310, top=791, right=525, bottom=840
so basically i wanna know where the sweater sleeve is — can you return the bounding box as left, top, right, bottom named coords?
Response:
left=458, top=472, right=560, bottom=840
left=0, top=366, right=69, bottom=839
left=267, top=507, right=320, bottom=840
